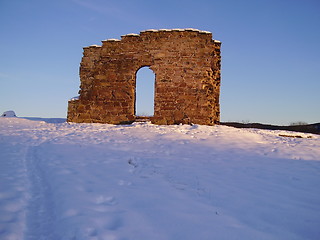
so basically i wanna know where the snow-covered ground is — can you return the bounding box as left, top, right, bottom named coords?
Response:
left=0, top=117, right=319, bottom=240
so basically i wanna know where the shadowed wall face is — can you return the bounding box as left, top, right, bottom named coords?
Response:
left=67, top=29, right=221, bottom=125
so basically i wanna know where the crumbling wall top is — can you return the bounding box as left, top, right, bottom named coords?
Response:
left=87, top=29, right=220, bottom=48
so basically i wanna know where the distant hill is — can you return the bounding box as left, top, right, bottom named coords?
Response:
left=220, top=122, right=320, bottom=135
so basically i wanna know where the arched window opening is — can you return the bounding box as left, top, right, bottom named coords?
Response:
left=135, top=66, right=155, bottom=117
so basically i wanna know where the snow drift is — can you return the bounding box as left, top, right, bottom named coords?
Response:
left=1, top=110, right=16, bottom=117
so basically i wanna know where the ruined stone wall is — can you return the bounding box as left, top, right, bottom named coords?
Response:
left=67, top=29, right=221, bottom=125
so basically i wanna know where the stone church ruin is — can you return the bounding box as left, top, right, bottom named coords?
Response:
left=67, top=28, right=221, bottom=125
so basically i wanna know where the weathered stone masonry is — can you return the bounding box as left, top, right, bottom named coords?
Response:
left=67, top=28, right=221, bottom=125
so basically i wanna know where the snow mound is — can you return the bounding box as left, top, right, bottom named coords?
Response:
left=1, top=110, right=17, bottom=117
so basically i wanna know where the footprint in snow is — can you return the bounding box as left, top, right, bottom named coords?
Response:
left=95, top=196, right=117, bottom=206
left=0, top=192, right=17, bottom=201
left=64, top=209, right=79, bottom=217
left=106, top=216, right=123, bottom=231
left=85, top=227, right=98, bottom=237
left=3, top=201, right=24, bottom=213
left=118, top=180, right=132, bottom=186
left=0, top=213, right=16, bottom=223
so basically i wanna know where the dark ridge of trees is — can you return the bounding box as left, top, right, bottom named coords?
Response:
left=220, top=122, right=320, bottom=135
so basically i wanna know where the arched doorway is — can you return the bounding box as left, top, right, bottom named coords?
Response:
left=135, top=66, right=155, bottom=117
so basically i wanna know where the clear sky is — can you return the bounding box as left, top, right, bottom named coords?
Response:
left=1, top=0, right=319, bottom=125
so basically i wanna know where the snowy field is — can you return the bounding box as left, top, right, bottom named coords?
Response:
left=0, top=117, right=319, bottom=240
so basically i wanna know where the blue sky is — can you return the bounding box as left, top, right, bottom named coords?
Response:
left=1, top=0, right=319, bottom=125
